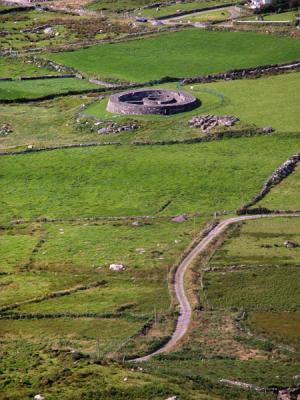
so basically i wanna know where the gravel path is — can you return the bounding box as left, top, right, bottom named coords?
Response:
left=134, top=212, right=300, bottom=362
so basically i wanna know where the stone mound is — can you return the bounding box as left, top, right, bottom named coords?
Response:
left=189, top=114, right=239, bottom=133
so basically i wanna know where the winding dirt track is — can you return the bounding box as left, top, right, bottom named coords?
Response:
left=134, top=213, right=300, bottom=362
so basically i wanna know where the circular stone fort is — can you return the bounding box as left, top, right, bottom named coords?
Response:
left=106, top=88, right=199, bottom=115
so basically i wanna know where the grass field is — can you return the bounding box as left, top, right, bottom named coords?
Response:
left=0, top=218, right=203, bottom=313
left=1, top=72, right=299, bottom=150
left=0, top=136, right=299, bottom=223
left=0, top=216, right=206, bottom=372
left=141, top=0, right=237, bottom=18
left=0, top=78, right=100, bottom=101
left=204, top=265, right=300, bottom=310
left=246, top=312, right=300, bottom=351
left=85, top=72, right=300, bottom=133
left=256, top=164, right=300, bottom=210
left=249, top=11, right=297, bottom=21
left=180, top=8, right=230, bottom=23
left=46, top=29, right=300, bottom=82
left=0, top=57, right=55, bottom=78
left=0, top=341, right=222, bottom=400
left=209, top=217, right=300, bottom=266
left=201, top=217, right=300, bottom=351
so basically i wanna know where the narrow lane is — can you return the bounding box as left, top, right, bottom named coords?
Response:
left=134, top=213, right=300, bottom=362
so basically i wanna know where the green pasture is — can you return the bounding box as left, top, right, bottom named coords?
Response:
left=180, top=8, right=230, bottom=22
left=46, top=29, right=300, bottom=82
left=204, top=265, right=300, bottom=311
left=249, top=10, right=297, bottom=21
left=85, top=72, right=300, bottom=134
left=256, top=164, right=300, bottom=210
left=0, top=136, right=299, bottom=222
left=0, top=271, right=98, bottom=307
left=0, top=96, right=93, bottom=150
left=209, top=217, right=300, bottom=266
left=146, top=356, right=300, bottom=389
left=2, top=71, right=299, bottom=150
left=0, top=342, right=220, bottom=400
left=0, top=226, right=37, bottom=273
left=246, top=312, right=300, bottom=351
left=141, top=0, right=237, bottom=18
left=0, top=317, right=141, bottom=352
left=2, top=218, right=203, bottom=314
left=190, top=72, right=300, bottom=133
left=203, top=217, right=300, bottom=350
left=0, top=78, right=100, bottom=101
left=0, top=217, right=206, bottom=365
left=0, top=57, right=55, bottom=78
left=87, top=0, right=153, bottom=11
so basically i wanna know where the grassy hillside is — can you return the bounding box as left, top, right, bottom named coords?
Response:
left=46, top=29, right=300, bottom=82
left=0, top=78, right=99, bottom=101
left=255, top=164, right=300, bottom=210
left=202, top=217, right=300, bottom=351
left=0, top=136, right=299, bottom=223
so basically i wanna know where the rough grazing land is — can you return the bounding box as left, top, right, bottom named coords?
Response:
left=204, top=218, right=300, bottom=350
left=46, top=29, right=300, bottom=82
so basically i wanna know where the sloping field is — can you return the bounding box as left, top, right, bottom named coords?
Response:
left=190, top=71, right=300, bottom=132
left=0, top=135, right=299, bottom=223
left=0, top=78, right=99, bottom=101
left=255, top=164, right=300, bottom=211
left=203, top=217, right=300, bottom=351
left=46, top=29, right=300, bottom=82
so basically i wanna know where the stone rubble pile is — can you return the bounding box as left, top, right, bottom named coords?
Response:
left=97, top=122, right=139, bottom=135
left=0, top=124, right=13, bottom=136
left=189, top=114, right=239, bottom=133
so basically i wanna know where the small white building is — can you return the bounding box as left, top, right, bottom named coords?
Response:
left=249, top=0, right=273, bottom=9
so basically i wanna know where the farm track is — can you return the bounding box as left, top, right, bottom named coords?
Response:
left=133, top=212, right=300, bottom=362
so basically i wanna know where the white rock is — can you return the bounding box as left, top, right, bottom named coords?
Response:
left=34, top=395, right=45, bottom=400
left=109, top=263, right=125, bottom=272
left=44, top=27, right=53, bottom=34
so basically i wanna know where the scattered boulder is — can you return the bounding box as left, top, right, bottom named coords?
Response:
left=70, top=349, right=89, bottom=361
left=284, top=240, right=297, bottom=249
left=277, top=385, right=300, bottom=399
left=0, top=124, right=12, bottom=137
left=262, top=126, right=274, bottom=134
left=132, top=221, right=140, bottom=226
left=165, top=397, right=177, bottom=400
left=172, top=214, right=188, bottom=223
left=98, top=122, right=139, bottom=135
left=189, top=114, right=239, bottom=133
left=34, top=395, right=45, bottom=400
left=44, top=27, right=54, bottom=35
left=109, top=263, right=125, bottom=271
